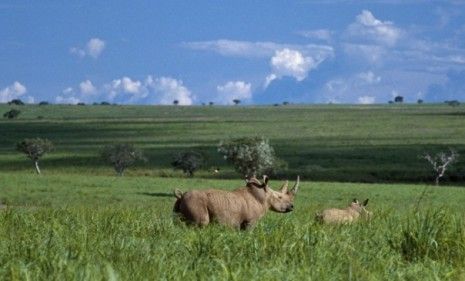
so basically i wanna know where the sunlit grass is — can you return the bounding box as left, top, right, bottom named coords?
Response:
left=1, top=173, right=465, bottom=280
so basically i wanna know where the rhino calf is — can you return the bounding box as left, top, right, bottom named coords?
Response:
left=315, top=198, right=371, bottom=224
left=173, top=176, right=299, bottom=230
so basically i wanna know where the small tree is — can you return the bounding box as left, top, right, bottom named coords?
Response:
left=232, top=99, right=241, bottom=105
left=8, top=99, right=24, bottom=105
left=171, top=151, right=204, bottom=177
left=209, top=102, right=214, bottom=106
left=218, top=137, right=276, bottom=177
left=422, top=149, right=458, bottom=186
left=446, top=100, right=460, bottom=107
left=417, top=99, right=424, bottom=104
left=394, top=96, right=404, bottom=103
left=16, top=138, right=54, bottom=174
left=39, top=101, right=49, bottom=106
left=101, top=143, right=146, bottom=176
left=173, top=100, right=179, bottom=106
left=3, top=109, right=21, bottom=119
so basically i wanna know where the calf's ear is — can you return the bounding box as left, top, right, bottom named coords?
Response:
left=174, top=189, right=184, bottom=199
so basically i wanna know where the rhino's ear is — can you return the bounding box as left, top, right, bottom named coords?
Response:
left=246, top=177, right=263, bottom=188
left=263, top=175, right=269, bottom=186
left=352, top=198, right=359, bottom=204
left=363, top=199, right=369, bottom=206
left=174, top=189, right=184, bottom=199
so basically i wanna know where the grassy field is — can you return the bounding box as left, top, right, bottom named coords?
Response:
left=1, top=173, right=465, bottom=280
left=1, top=104, right=465, bottom=280
left=2, top=104, right=465, bottom=183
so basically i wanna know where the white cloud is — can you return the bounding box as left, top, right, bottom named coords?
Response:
left=0, top=81, right=31, bottom=103
left=347, top=10, right=402, bottom=46
left=104, top=77, right=146, bottom=102
left=216, top=81, right=252, bottom=104
left=357, top=71, right=381, bottom=84
left=358, top=96, right=376, bottom=104
left=183, top=40, right=334, bottom=59
left=267, top=48, right=318, bottom=84
left=86, top=38, right=105, bottom=58
left=146, top=76, right=194, bottom=105
left=79, top=80, right=97, bottom=95
left=58, top=75, right=194, bottom=105
left=297, top=29, right=332, bottom=42
left=70, top=38, right=106, bottom=59
left=55, top=87, right=80, bottom=104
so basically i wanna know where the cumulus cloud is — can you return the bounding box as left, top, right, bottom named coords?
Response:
left=358, top=95, right=376, bottom=104
left=216, top=81, right=252, bottom=104
left=347, top=10, right=402, bottom=46
left=79, top=80, right=97, bottom=95
left=70, top=38, right=106, bottom=59
left=0, top=81, right=33, bottom=103
left=265, top=48, right=324, bottom=86
left=57, top=76, right=194, bottom=105
left=104, top=77, right=146, bottom=102
left=146, top=76, right=194, bottom=105
left=55, top=87, right=81, bottom=104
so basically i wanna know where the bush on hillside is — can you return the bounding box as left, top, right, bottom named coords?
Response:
left=3, top=109, right=21, bottom=119
left=218, top=137, right=277, bottom=177
left=171, top=151, right=204, bottom=177
left=7, top=99, right=24, bottom=105
left=16, top=138, right=54, bottom=174
left=101, top=143, right=146, bottom=176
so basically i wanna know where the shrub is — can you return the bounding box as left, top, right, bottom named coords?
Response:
left=171, top=151, right=204, bottom=177
left=38, top=101, right=49, bottom=105
left=3, top=109, right=21, bottom=119
left=218, top=137, right=276, bottom=177
left=394, top=96, right=404, bottom=103
left=445, top=100, right=460, bottom=106
left=101, top=144, right=146, bottom=176
left=7, top=99, right=24, bottom=105
left=16, top=138, right=54, bottom=174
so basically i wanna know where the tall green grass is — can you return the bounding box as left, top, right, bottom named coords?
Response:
left=1, top=173, right=465, bottom=280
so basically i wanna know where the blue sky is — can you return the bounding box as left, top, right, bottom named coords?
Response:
left=1, top=0, right=465, bottom=105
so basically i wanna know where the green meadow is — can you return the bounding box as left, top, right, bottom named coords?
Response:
left=1, top=104, right=465, bottom=280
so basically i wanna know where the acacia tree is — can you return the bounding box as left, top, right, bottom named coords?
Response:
left=422, top=149, right=458, bottom=186
left=16, top=138, right=54, bottom=174
left=218, top=137, right=276, bottom=177
left=171, top=151, right=204, bottom=177
left=101, top=143, right=146, bottom=176
left=3, top=109, right=21, bottom=119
